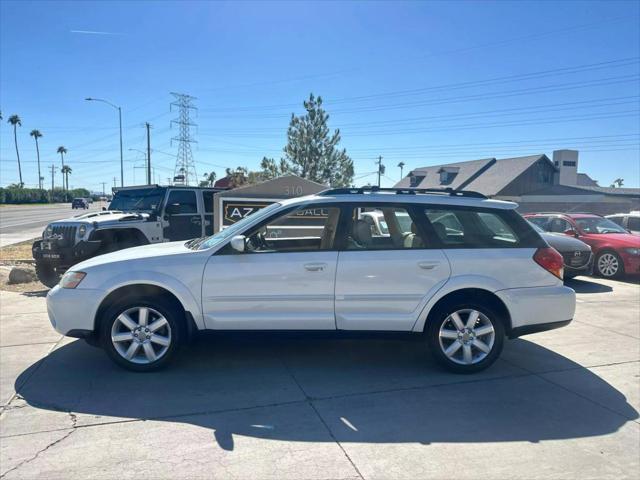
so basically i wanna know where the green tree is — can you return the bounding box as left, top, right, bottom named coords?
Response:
left=271, top=93, right=353, bottom=187
left=199, top=171, right=217, bottom=187
left=225, top=167, right=250, bottom=188
left=610, top=178, right=624, bottom=188
left=61, top=165, right=72, bottom=192
left=56, top=146, right=67, bottom=198
left=30, top=129, right=43, bottom=189
left=7, top=115, right=23, bottom=187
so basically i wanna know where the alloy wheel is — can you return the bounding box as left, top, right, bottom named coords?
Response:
left=438, top=309, right=495, bottom=365
left=111, top=306, right=172, bottom=364
left=597, top=253, right=619, bottom=277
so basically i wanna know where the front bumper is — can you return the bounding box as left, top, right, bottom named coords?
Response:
left=495, top=284, right=576, bottom=337
left=33, top=239, right=101, bottom=268
left=621, top=252, right=640, bottom=275
left=47, top=285, right=104, bottom=336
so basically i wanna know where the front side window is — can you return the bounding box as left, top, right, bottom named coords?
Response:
left=346, top=206, right=426, bottom=250
left=166, top=190, right=197, bottom=214
left=575, top=217, right=627, bottom=234
left=243, top=205, right=341, bottom=253
left=425, top=208, right=521, bottom=247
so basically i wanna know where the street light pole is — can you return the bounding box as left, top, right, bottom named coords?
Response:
left=85, top=97, right=124, bottom=187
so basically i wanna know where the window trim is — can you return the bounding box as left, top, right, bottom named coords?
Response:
left=216, top=203, right=343, bottom=255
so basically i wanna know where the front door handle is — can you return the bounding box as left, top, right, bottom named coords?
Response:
left=304, top=263, right=327, bottom=272
left=418, top=261, right=440, bottom=270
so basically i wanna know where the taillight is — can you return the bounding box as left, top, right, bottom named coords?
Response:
left=533, top=247, right=564, bottom=280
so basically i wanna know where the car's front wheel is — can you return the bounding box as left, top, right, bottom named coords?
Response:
left=427, top=303, right=504, bottom=373
left=100, top=298, right=182, bottom=371
left=595, top=251, right=624, bottom=278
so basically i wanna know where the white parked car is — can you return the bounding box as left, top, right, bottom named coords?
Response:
left=47, top=187, right=576, bottom=373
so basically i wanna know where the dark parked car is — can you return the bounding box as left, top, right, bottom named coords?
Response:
left=528, top=221, right=593, bottom=279
left=72, top=198, right=89, bottom=209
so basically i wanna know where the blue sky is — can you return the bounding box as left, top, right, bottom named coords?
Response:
left=1, top=0, right=639, bottom=191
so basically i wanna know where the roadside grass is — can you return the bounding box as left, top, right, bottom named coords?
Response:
left=0, top=239, right=36, bottom=261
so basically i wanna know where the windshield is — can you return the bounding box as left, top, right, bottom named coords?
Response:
left=108, top=188, right=166, bottom=212
left=575, top=217, right=627, bottom=234
left=196, top=202, right=283, bottom=250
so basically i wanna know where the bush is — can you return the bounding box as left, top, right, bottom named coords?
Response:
left=0, top=186, right=91, bottom=204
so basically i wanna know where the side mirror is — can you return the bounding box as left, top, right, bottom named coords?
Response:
left=165, top=203, right=180, bottom=215
left=563, top=228, right=578, bottom=237
left=230, top=235, right=246, bottom=253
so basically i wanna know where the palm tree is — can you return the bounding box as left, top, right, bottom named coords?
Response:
left=199, top=171, right=217, bottom=187
left=397, top=161, right=405, bottom=180
left=30, top=130, right=44, bottom=189
left=57, top=146, right=68, bottom=199
left=7, top=115, right=23, bottom=187
left=61, top=165, right=72, bottom=193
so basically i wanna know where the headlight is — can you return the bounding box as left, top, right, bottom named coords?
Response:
left=60, top=271, right=86, bottom=289
left=624, top=248, right=640, bottom=256
left=78, top=225, right=87, bottom=238
left=44, top=225, right=53, bottom=238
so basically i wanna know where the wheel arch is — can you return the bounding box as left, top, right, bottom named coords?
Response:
left=417, top=288, right=512, bottom=336
left=93, top=283, right=199, bottom=339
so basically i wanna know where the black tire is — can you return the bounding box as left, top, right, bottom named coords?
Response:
left=35, top=262, right=61, bottom=288
left=426, top=301, right=505, bottom=374
left=595, top=250, right=624, bottom=278
left=99, top=296, right=184, bottom=372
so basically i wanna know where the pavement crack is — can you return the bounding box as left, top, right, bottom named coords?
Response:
left=0, top=428, right=75, bottom=479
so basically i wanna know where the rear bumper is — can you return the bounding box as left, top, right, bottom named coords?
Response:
left=564, top=254, right=593, bottom=277
left=495, top=284, right=576, bottom=336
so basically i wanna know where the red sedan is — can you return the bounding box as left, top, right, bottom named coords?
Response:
left=525, top=213, right=640, bottom=278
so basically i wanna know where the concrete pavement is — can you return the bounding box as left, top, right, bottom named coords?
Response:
left=0, top=277, right=638, bottom=479
left=0, top=203, right=104, bottom=247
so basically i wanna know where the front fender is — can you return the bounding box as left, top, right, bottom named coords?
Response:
left=90, top=271, right=204, bottom=329
left=411, top=274, right=507, bottom=332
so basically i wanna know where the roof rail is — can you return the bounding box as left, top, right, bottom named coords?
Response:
left=318, top=186, right=487, bottom=199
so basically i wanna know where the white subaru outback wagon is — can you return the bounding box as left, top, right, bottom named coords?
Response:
left=47, top=187, right=576, bottom=373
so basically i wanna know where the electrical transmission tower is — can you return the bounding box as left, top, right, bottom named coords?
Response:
left=170, top=92, right=198, bottom=185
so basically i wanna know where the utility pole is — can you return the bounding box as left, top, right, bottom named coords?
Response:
left=375, top=156, right=385, bottom=188
left=145, top=122, right=152, bottom=185
left=49, top=164, right=56, bottom=202
left=101, top=182, right=106, bottom=197
left=170, top=92, right=198, bottom=185
left=398, top=162, right=405, bottom=180
left=113, top=177, right=117, bottom=189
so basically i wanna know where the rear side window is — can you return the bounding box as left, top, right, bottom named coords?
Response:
left=167, top=190, right=197, bottom=214
left=345, top=205, right=428, bottom=250
left=424, top=208, right=531, bottom=248
left=628, top=217, right=640, bottom=231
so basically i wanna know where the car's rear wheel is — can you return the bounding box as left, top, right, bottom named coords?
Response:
left=427, top=303, right=504, bottom=373
left=595, top=251, right=623, bottom=278
left=100, top=298, right=182, bottom=371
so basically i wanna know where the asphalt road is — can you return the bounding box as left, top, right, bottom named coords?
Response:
left=0, top=203, right=105, bottom=247
left=0, top=276, right=638, bottom=479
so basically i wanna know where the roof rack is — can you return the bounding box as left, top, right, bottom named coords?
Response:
left=318, top=186, right=487, bottom=199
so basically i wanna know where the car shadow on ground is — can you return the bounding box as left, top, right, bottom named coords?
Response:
left=14, top=334, right=638, bottom=451
left=565, top=277, right=613, bottom=293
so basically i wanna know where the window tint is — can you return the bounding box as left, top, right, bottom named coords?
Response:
left=527, top=216, right=550, bottom=231
left=425, top=208, right=521, bottom=248
left=202, top=191, right=214, bottom=213
left=628, top=217, right=640, bottom=231
left=548, top=217, right=572, bottom=233
left=244, top=206, right=340, bottom=253
left=167, top=190, right=197, bottom=214
left=346, top=206, right=426, bottom=250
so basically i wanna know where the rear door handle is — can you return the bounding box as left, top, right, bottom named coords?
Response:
left=304, top=263, right=327, bottom=272
left=418, top=261, right=440, bottom=270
